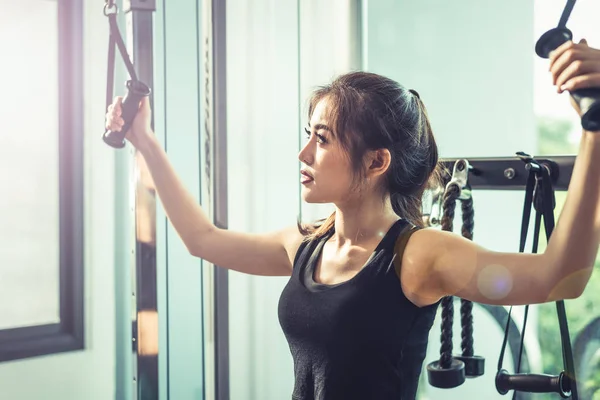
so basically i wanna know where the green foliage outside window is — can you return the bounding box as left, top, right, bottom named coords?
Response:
left=535, top=116, right=600, bottom=400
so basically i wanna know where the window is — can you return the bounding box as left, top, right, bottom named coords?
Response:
left=0, top=0, right=84, bottom=362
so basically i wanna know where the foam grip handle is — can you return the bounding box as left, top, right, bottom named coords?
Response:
left=495, top=369, right=571, bottom=398
left=535, top=27, right=600, bottom=131
left=571, top=88, right=600, bottom=131
left=103, top=80, right=152, bottom=149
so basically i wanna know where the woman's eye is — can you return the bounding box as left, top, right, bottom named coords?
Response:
left=303, top=127, right=326, bottom=144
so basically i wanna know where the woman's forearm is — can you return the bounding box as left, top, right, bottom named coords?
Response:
left=136, top=133, right=214, bottom=253
left=544, top=130, right=600, bottom=298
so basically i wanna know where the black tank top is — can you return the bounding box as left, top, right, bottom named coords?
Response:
left=278, top=219, right=440, bottom=400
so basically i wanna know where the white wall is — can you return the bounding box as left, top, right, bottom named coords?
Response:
left=225, top=0, right=300, bottom=398
left=299, top=0, right=363, bottom=222
left=0, top=2, right=117, bottom=398
left=226, top=1, right=360, bottom=399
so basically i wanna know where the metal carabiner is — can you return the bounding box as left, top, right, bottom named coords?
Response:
left=447, top=159, right=472, bottom=200
left=104, top=1, right=118, bottom=16
left=422, top=185, right=445, bottom=227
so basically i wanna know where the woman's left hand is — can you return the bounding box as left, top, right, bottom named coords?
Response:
left=549, top=38, right=600, bottom=116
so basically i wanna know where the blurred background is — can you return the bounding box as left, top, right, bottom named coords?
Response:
left=1, top=0, right=600, bottom=399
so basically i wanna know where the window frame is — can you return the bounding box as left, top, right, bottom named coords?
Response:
left=0, top=0, right=84, bottom=363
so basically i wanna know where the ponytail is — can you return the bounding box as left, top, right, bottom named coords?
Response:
left=387, top=89, right=444, bottom=229
left=297, top=211, right=336, bottom=241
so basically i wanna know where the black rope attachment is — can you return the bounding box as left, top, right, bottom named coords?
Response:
left=427, top=160, right=485, bottom=389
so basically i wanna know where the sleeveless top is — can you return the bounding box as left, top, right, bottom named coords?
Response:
left=277, top=219, right=440, bottom=400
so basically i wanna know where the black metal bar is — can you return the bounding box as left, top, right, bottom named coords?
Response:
left=58, top=0, right=85, bottom=352
left=0, top=324, right=61, bottom=343
left=0, top=328, right=83, bottom=362
left=212, top=0, right=229, bottom=398
left=124, top=0, right=159, bottom=399
left=440, top=156, right=575, bottom=191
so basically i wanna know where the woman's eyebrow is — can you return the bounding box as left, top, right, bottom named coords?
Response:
left=308, top=122, right=334, bottom=136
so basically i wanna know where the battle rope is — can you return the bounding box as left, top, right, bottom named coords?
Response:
left=427, top=160, right=485, bottom=388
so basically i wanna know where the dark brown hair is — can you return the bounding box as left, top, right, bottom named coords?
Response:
left=297, top=71, right=443, bottom=240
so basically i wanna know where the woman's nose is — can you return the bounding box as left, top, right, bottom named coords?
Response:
left=298, top=142, right=313, bottom=165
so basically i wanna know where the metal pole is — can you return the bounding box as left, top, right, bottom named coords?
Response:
left=124, top=0, right=158, bottom=399
left=212, top=0, right=230, bottom=398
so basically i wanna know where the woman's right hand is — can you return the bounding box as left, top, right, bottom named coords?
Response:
left=105, top=96, right=153, bottom=148
left=549, top=39, right=600, bottom=121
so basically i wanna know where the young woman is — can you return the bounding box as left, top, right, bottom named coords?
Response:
left=106, top=39, right=600, bottom=399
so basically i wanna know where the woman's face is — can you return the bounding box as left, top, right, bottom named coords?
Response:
left=298, top=98, right=357, bottom=204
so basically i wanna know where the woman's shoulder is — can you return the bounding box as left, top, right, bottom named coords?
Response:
left=394, top=225, right=441, bottom=272
left=396, top=227, right=447, bottom=307
left=401, top=226, right=449, bottom=254
left=279, top=225, right=310, bottom=265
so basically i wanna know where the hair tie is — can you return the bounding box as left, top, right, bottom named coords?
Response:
left=409, top=89, right=420, bottom=99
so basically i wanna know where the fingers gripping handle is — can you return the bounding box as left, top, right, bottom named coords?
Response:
left=573, top=89, right=600, bottom=131
left=495, top=369, right=571, bottom=398
left=535, top=28, right=600, bottom=131
left=103, top=80, right=152, bottom=148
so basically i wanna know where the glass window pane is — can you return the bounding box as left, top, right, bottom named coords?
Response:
left=0, top=1, right=60, bottom=329
left=534, top=0, right=600, bottom=156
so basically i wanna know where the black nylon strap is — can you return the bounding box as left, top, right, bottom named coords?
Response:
left=515, top=193, right=542, bottom=379
left=108, top=14, right=138, bottom=81
left=105, top=2, right=138, bottom=110
left=539, top=169, right=579, bottom=399
left=558, top=0, right=577, bottom=29
left=497, top=157, right=578, bottom=399
left=497, top=168, right=536, bottom=372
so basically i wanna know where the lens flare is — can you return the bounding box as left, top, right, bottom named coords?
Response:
left=477, top=264, right=513, bottom=300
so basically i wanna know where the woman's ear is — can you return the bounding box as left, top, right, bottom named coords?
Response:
left=366, top=148, right=391, bottom=177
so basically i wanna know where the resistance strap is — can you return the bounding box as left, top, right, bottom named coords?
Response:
left=102, top=0, right=151, bottom=149
left=496, top=152, right=577, bottom=399
left=104, top=0, right=138, bottom=110
left=558, top=0, right=577, bottom=29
